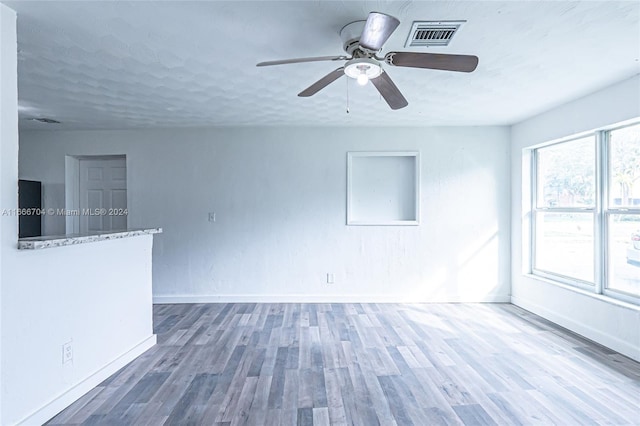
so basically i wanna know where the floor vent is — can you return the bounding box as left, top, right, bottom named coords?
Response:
left=405, top=21, right=465, bottom=47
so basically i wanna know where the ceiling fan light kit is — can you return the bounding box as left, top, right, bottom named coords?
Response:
left=257, top=11, right=479, bottom=110
left=343, top=58, right=382, bottom=86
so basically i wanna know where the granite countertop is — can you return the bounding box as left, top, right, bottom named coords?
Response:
left=18, top=228, right=162, bottom=250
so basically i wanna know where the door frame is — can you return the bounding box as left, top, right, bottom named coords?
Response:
left=65, top=155, right=127, bottom=234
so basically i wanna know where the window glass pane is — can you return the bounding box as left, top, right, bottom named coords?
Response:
left=536, top=137, right=595, bottom=208
left=535, top=212, right=594, bottom=283
left=609, top=124, right=640, bottom=208
left=608, top=214, right=640, bottom=296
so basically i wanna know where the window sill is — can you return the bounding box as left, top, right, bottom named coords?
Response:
left=523, top=273, right=640, bottom=311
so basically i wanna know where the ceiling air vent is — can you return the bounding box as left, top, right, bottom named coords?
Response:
left=405, top=21, right=466, bottom=48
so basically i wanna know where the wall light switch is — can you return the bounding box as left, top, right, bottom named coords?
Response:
left=327, top=273, right=335, bottom=284
left=208, top=212, right=216, bottom=222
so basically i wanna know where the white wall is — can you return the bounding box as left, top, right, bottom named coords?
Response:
left=19, top=126, right=511, bottom=303
left=511, top=74, right=640, bottom=361
left=1, top=4, right=156, bottom=424
left=4, top=237, right=156, bottom=425
left=0, top=3, right=18, bottom=422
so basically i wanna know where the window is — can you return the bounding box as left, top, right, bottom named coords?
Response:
left=606, top=125, right=640, bottom=297
left=533, top=137, right=596, bottom=285
left=531, top=123, right=640, bottom=304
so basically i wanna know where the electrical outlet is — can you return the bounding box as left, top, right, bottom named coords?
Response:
left=62, top=341, right=73, bottom=364
left=327, top=273, right=335, bottom=284
left=208, top=212, right=216, bottom=222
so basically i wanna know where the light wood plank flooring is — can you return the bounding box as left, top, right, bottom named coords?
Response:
left=46, top=303, right=640, bottom=425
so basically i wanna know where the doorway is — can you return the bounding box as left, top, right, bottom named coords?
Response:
left=65, top=155, right=127, bottom=234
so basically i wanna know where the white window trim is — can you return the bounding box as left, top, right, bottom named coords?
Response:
left=602, top=122, right=640, bottom=304
left=528, top=121, right=640, bottom=305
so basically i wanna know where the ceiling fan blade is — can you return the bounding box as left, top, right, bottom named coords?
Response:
left=359, top=12, right=400, bottom=52
left=385, top=52, right=479, bottom=72
left=298, top=67, right=345, bottom=97
left=370, top=71, right=408, bottom=110
left=257, top=55, right=347, bottom=67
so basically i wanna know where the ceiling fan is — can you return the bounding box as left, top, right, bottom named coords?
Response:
left=257, top=12, right=479, bottom=110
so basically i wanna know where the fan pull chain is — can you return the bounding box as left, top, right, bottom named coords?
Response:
left=346, top=76, right=350, bottom=114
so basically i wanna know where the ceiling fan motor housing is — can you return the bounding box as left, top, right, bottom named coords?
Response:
left=340, top=20, right=366, bottom=55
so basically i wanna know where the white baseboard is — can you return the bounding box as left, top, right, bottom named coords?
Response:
left=153, top=293, right=511, bottom=304
left=511, top=296, right=640, bottom=362
left=17, top=335, right=157, bottom=426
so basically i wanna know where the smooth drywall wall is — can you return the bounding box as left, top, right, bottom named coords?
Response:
left=20, top=126, right=511, bottom=303
left=0, top=3, right=18, bottom=422
left=3, top=237, right=156, bottom=425
left=511, top=74, right=640, bottom=361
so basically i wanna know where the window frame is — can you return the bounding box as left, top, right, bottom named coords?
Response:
left=529, top=121, right=640, bottom=305
left=531, top=135, right=597, bottom=290
left=602, top=123, right=640, bottom=304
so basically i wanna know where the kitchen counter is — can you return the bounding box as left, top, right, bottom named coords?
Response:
left=18, top=227, right=162, bottom=250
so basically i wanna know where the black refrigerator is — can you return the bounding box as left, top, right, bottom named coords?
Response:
left=18, top=179, right=42, bottom=238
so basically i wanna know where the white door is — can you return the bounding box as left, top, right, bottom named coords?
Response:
left=79, top=158, right=127, bottom=233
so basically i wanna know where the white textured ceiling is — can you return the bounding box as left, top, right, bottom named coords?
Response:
left=5, top=0, right=640, bottom=130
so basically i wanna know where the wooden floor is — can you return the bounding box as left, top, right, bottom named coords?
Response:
left=47, top=303, right=640, bottom=425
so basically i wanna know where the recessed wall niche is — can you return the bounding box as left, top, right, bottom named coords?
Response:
left=347, top=152, right=420, bottom=225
